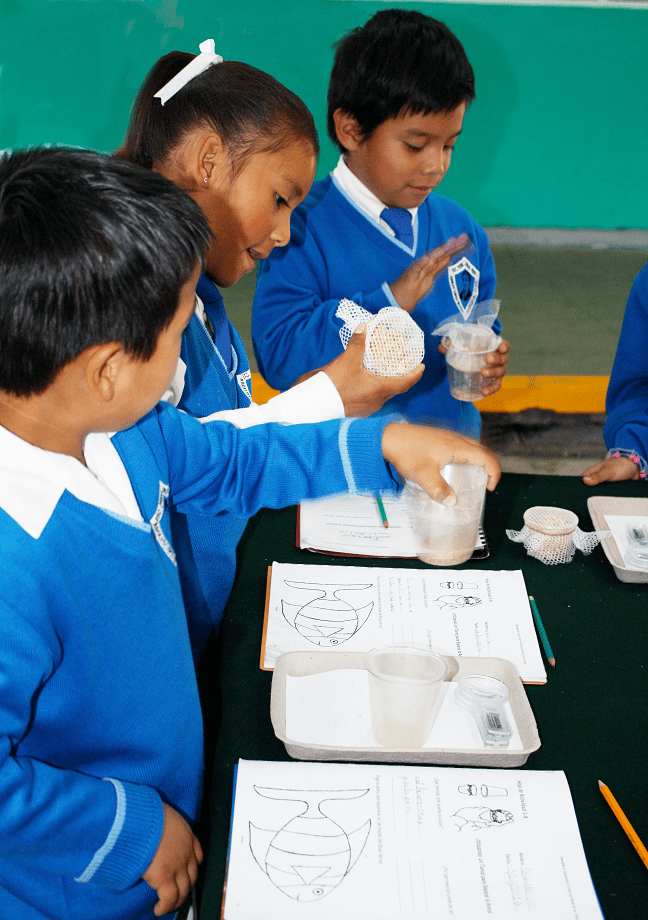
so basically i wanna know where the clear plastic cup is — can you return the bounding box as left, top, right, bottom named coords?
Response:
left=364, top=645, right=448, bottom=747
left=406, top=463, right=488, bottom=566
left=444, top=324, right=502, bottom=402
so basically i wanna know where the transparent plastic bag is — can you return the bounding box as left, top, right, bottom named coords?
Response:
left=432, top=300, right=501, bottom=402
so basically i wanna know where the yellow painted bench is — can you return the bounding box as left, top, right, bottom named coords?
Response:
left=251, top=373, right=609, bottom=414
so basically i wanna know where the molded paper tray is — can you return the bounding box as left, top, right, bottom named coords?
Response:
left=588, top=495, right=648, bottom=584
left=271, top=651, right=540, bottom=767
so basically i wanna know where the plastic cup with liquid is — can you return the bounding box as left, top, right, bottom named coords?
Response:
left=444, top=324, right=502, bottom=402
left=364, top=645, right=449, bottom=747
left=406, top=463, right=487, bottom=566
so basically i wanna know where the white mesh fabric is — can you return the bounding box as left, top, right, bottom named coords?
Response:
left=506, top=506, right=606, bottom=564
left=336, top=299, right=373, bottom=349
left=336, top=299, right=424, bottom=377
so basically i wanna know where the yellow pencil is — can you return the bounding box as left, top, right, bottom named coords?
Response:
left=374, top=493, right=389, bottom=528
left=599, top=780, right=648, bottom=872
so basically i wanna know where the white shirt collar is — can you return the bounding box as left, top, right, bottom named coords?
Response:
left=0, top=425, right=143, bottom=539
left=332, top=154, right=418, bottom=234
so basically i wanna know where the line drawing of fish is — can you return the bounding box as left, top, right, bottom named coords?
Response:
left=249, top=786, right=371, bottom=901
left=281, top=581, right=373, bottom=647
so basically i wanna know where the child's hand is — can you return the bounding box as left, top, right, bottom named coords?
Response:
left=142, top=803, right=203, bottom=917
left=438, top=338, right=511, bottom=398
left=390, top=234, right=469, bottom=314
left=382, top=422, right=501, bottom=504
left=582, top=456, right=641, bottom=485
left=480, top=339, right=510, bottom=395
left=322, top=326, right=424, bottom=417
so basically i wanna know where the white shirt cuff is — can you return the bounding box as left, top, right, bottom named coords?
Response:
left=199, top=371, right=345, bottom=429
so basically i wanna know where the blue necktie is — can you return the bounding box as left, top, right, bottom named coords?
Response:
left=381, top=207, right=414, bottom=248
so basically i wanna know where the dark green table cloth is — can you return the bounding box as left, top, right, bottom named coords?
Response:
left=197, top=473, right=648, bottom=919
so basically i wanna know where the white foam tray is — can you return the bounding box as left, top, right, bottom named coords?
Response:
left=588, top=495, right=648, bottom=583
left=271, top=651, right=540, bottom=767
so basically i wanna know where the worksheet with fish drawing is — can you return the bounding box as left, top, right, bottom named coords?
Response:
left=261, top=563, right=546, bottom=683
left=222, top=759, right=603, bottom=920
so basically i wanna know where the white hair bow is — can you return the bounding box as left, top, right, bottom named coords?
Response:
left=154, top=39, right=223, bottom=105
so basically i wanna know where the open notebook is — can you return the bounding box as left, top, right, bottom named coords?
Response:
left=298, top=492, right=488, bottom=559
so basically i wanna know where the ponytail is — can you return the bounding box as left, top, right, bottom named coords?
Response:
left=119, top=53, right=318, bottom=174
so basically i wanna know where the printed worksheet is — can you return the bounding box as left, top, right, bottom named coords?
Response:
left=222, top=760, right=603, bottom=920
left=299, top=493, right=486, bottom=558
left=262, top=563, right=546, bottom=683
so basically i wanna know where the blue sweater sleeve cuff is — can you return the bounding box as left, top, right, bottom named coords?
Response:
left=340, top=414, right=404, bottom=494
left=75, top=778, right=164, bottom=890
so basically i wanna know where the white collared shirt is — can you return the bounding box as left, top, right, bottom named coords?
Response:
left=332, top=155, right=418, bottom=235
left=0, top=425, right=142, bottom=539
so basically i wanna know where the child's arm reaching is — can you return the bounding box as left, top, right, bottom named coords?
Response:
left=381, top=422, right=500, bottom=503
left=200, top=326, right=424, bottom=427
left=160, top=405, right=500, bottom=520
left=142, top=803, right=203, bottom=917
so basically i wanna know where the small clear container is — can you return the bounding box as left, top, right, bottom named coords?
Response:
left=454, top=675, right=512, bottom=749
left=444, top=324, right=502, bottom=402
left=624, top=523, right=648, bottom=570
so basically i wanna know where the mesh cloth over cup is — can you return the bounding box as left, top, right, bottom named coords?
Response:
left=443, top=324, right=502, bottom=402
left=335, top=299, right=424, bottom=376
left=506, top=506, right=605, bottom=564
left=406, top=463, right=487, bottom=566
left=364, top=645, right=449, bottom=748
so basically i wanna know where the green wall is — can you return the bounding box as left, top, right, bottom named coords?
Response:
left=1, top=0, right=647, bottom=229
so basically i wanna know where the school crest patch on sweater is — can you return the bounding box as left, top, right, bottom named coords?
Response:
left=448, top=257, right=479, bottom=319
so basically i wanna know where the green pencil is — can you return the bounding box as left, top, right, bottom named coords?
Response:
left=529, top=595, right=555, bottom=667
left=374, top=493, right=389, bottom=528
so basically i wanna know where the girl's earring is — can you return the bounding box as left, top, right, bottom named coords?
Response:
left=204, top=177, right=208, bottom=184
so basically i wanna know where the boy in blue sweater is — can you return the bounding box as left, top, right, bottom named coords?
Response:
left=252, top=8, right=510, bottom=437
left=0, top=147, right=499, bottom=920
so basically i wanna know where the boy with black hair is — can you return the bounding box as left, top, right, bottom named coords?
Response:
left=252, top=8, right=510, bottom=437
left=0, top=146, right=498, bottom=920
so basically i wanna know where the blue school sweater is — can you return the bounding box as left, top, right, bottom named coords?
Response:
left=172, top=274, right=253, bottom=654
left=604, top=260, right=648, bottom=465
left=252, top=175, right=497, bottom=436
left=0, top=404, right=399, bottom=920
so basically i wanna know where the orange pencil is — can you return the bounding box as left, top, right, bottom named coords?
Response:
left=599, top=780, right=648, bottom=872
